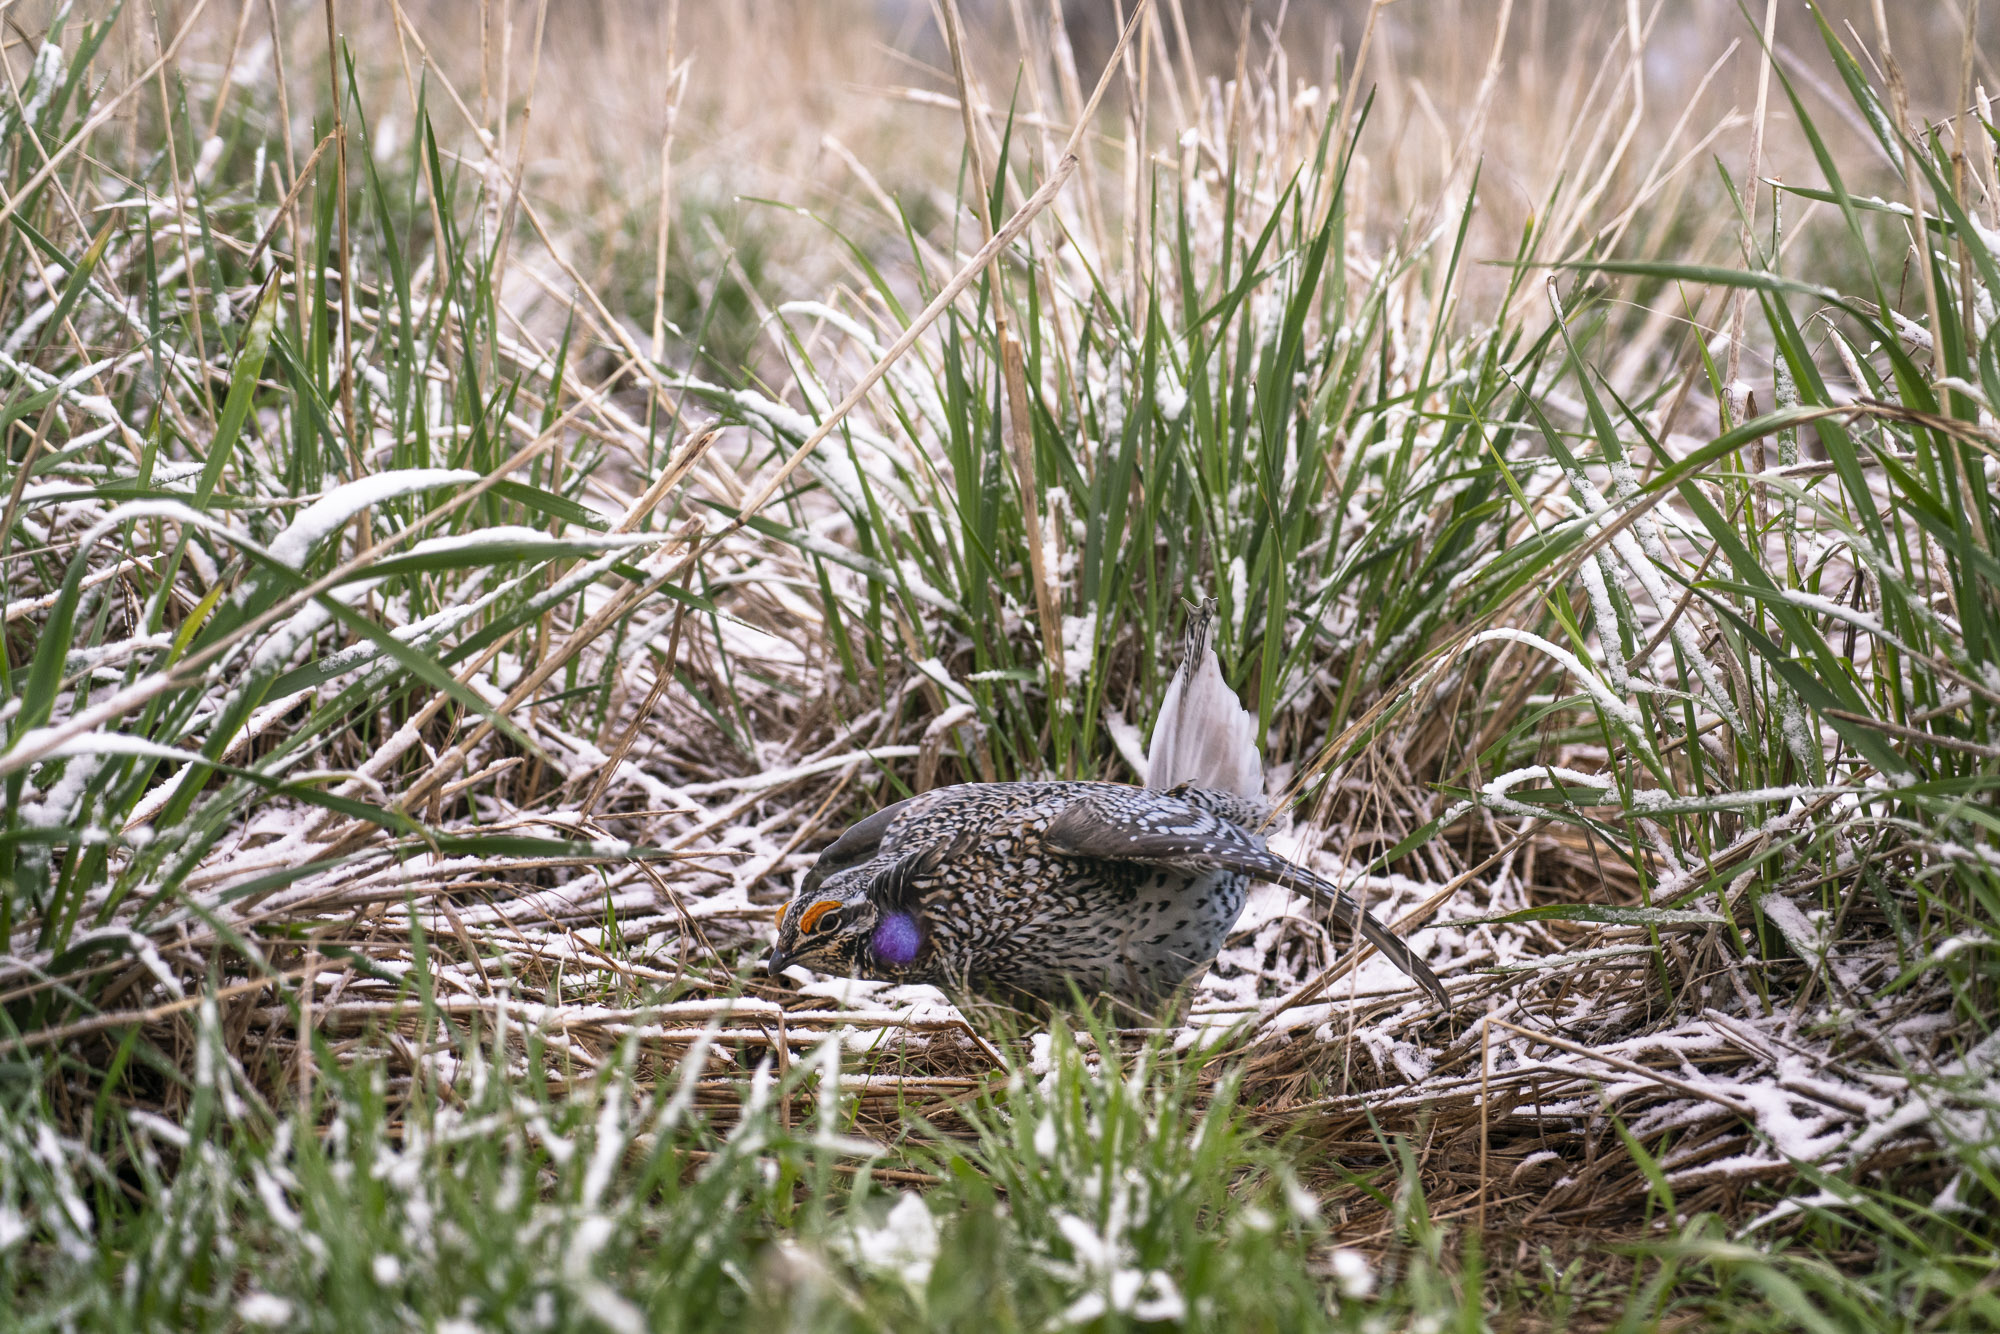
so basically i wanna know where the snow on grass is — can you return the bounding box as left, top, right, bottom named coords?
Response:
left=266, top=469, right=480, bottom=567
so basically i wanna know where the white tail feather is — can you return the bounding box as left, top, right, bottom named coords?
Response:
left=1145, top=600, right=1263, bottom=800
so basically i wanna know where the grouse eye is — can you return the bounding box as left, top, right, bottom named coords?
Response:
left=797, top=900, right=843, bottom=935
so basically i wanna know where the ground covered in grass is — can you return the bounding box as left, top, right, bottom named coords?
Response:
left=2, top=1, right=1997, bottom=1329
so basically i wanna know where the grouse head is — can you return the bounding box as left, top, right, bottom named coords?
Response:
left=767, top=876, right=925, bottom=980
left=768, top=800, right=933, bottom=980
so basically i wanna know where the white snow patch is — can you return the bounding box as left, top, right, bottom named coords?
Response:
left=840, top=1193, right=939, bottom=1292
left=267, top=468, right=478, bottom=567
left=236, top=1292, right=293, bottom=1327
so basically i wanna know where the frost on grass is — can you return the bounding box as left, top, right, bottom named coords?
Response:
left=836, top=1193, right=940, bottom=1294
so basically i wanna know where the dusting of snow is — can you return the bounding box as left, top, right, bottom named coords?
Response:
left=1060, top=608, right=1098, bottom=686
left=1466, top=628, right=1655, bottom=762
left=838, top=1193, right=939, bottom=1292
left=1329, top=1248, right=1375, bottom=1299
left=1155, top=365, right=1188, bottom=422
left=267, top=469, right=479, bottom=567
left=236, top=1292, right=293, bottom=1327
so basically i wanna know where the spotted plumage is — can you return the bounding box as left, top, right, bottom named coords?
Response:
left=768, top=604, right=1449, bottom=1009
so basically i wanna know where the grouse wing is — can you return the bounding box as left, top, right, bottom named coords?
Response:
left=1043, top=791, right=1449, bottom=1009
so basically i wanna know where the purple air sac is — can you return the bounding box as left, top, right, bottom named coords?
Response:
left=871, top=912, right=923, bottom=966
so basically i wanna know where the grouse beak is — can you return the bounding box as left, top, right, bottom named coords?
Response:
left=765, top=946, right=791, bottom=977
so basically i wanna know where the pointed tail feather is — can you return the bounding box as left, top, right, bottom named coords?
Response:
left=1191, top=843, right=1447, bottom=1009
left=1310, top=882, right=1451, bottom=1011
left=1146, top=598, right=1263, bottom=801
left=1266, top=860, right=1449, bottom=1009
left=1195, top=838, right=1449, bottom=1008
